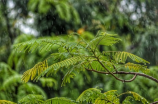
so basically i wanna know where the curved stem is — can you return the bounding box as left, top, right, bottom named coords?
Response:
left=150, top=101, right=158, bottom=104
left=86, top=68, right=158, bottom=83
left=96, top=58, right=131, bottom=82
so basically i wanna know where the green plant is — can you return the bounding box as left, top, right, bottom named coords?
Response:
left=4, top=31, right=158, bottom=103
left=0, top=87, right=150, bottom=104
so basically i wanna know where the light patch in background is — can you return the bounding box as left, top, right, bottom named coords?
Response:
left=16, top=13, right=38, bottom=36
left=8, top=1, right=38, bottom=36
left=119, top=0, right=146, bottom=20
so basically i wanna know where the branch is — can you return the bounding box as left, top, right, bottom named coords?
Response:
left=96, top=58, right=135, bottom=82
left=150, top=101, right=158, bottom=104
left=86, top=68, right=158, bottom=83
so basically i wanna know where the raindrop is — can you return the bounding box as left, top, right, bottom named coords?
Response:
left=106, top=74, right=108, bottom=75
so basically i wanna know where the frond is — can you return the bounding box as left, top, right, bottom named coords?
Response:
left=39, top=78, right=57, bottom=88
left=14, top=38, right=85, bottom=54
left=94, top=90, right=119, bottom=104
left=103, top=51, right=149, bottom=64
left=44, top=97, right=76, bottom=104
left=97, top=90, right=120, bottom=104
left=124, top=91, right=149, bottom=104
left=14, top=39, right=61, bottom=53
left=125, top=62, right=149, bottom=73
left=22, top=60, right=48, bottom=83
left=22, top=56, right=86, bottom=82
left=115, top=52, right=149, bottom=64
left=18, top=94, right=44, bottom=104
left=0, top=100, right=16, bottom=104
left=87, top=32, right=121, bottom=49
left=61, top=72, right=76, bottom=87
left=76, top=88, right=102, bottom=103
left=37, top=56, right=86, bottom=80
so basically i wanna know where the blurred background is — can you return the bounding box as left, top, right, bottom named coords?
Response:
left=0, top=0, right=158, bottom=103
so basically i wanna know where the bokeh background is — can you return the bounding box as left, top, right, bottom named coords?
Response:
left=0, top=0, right=158, bottom=103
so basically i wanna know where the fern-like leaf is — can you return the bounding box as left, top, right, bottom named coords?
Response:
left=87, top=32, right=121, bottom=49
left=119, top=91, right=149, bottom=104
left=99, top=90, right=120, bottom=104
left=22, top=60, right=48, bottom=83
left=76, top=88, right=102, bottom=103
left=114, top=52, right=149, bottom=64
left=61, top=72, right=75, bottom=87
left=128, top=91, right=149, bottom=104
left=125, top=62, right=149, bottom=73
left=0, top=100, right=16, bottom=104
left=36, top=56, right=86, bottom=80
left=18, top=94, right=44, bottom=104
left=94, top=90, right=120, bottom=104
left=103, top=51, right=149, bottom=64
left=44, top=97, right=76, bottom=104
left=22, top=56, right=86, bottom=82
left=14, top=39, right=61, bottom=53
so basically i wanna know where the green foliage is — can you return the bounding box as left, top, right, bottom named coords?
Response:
left=10, top=31, right=155, bottom=103
left=28, top=0, right=80, bottom=23
left=87, top=32, right=121, bottom=49
left=103, top=51, right=150, bottom=64
left=76, top=88, right=102, bottom=103
left=2, top=74, right=21, bottom=92
left=122, top=96, right=133, bottom=104
left=77, top=88, right=149, bottom=104
left=0, top=88, right=149, bottom=104
left=61, top=72, right=76, bottom=86
left=125, top=63, right=149, bottom=73
left=18, top=94, right=44, bottom=104
left=0, top=62, right=16, bottom=81
left=0, top=100, right=16, bottom=104
left=44, top=97, right=75, bottom=104
left=14, top=31, right=150, bottom=84
left=1, top=0, right=158, bottom=103
left=119, top=91, right=149, bottom=104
